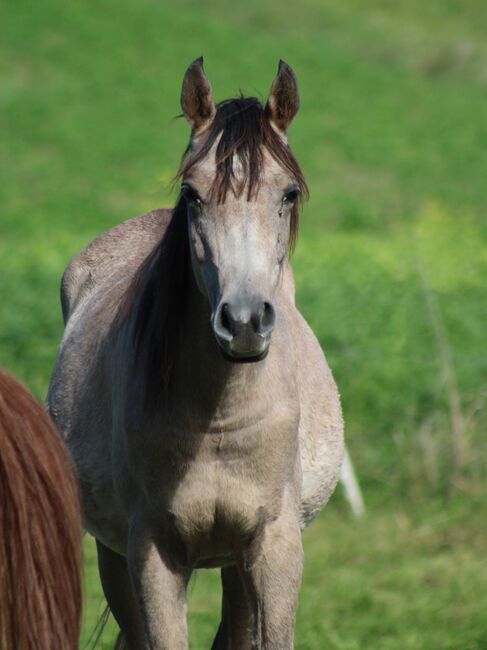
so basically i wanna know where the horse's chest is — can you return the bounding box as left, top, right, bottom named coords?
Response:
left=159, top=434, right=283, bottom=567
left=169, top=471, right=265, bottom=565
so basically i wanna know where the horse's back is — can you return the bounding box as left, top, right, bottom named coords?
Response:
left=61, top=208, right=172, bottom=323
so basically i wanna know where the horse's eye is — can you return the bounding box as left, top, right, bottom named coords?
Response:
left=181, top=184, right=202, bottom=207
left=283, top=189, right=300, bottom=204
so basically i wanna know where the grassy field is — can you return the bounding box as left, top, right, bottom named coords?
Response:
left=2, top=0, right=486, bottom=648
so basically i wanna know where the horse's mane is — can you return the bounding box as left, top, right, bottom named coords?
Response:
left=119, top=97, right=308, bottom=406
left=0, top=369, right=82, bottom=650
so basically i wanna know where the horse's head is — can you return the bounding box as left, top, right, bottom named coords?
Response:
left=178, top=58, right=307, bottom=362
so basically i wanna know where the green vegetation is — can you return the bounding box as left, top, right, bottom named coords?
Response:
left=1, top=1, right=486, bottom=648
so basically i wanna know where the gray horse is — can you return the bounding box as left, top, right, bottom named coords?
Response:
left=48, top=58, right=344, bottom=649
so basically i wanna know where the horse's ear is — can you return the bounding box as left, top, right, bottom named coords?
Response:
left=180, top=57, right=216, bottom=132
left=265, top=60, right=300, bottom=133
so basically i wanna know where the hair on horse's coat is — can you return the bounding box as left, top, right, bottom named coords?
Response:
left=0, top=369, right=82, bottom=650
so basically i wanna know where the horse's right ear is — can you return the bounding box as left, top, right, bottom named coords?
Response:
left=180, top=57, right=216, bottom=133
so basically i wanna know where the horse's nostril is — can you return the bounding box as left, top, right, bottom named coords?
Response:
left=260, top=302, right=276, bottom=333
left=251, top=301, right=275, bottom=336
left=220, top=303, right=233, bottom=336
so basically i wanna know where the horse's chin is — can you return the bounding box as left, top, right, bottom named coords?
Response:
left=218, top=345, right=269, bottom=364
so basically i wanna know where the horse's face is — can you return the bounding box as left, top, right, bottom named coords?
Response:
left=180, top=59, right=303, bottom=361
left=183, top=146, right=300, bottom=361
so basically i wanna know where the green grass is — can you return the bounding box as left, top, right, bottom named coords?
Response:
left=1, top=0, right=486, bottom=647
left=82, top=496, right=487, bottom=650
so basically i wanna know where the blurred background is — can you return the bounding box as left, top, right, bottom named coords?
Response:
left=1, top=0, right=486, bottom=648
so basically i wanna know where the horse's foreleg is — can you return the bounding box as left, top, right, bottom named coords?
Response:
left=96, top=540, right=146, bottom=649
left=242, top=514, right=303, bottom=650
left=211, top=566, right=253, bottom=650
left=127, top=518, right=190, bottom=650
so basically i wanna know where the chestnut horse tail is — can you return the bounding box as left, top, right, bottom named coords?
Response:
left=0, top=369, right=83, bottom=649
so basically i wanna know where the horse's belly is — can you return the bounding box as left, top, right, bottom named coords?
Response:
left=299, top=420, right=344, bottom=528
left=84, top=516, right=128, bottom=555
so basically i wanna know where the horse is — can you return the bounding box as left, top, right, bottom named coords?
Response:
left=47, top=58, right=344, bottom=649
left=0, top=369, right=82, bottom=649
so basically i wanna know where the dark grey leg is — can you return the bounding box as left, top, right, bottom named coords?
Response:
left=212, top=566, right=252, bottom=650
left=96, top=540, right=146, bottom=649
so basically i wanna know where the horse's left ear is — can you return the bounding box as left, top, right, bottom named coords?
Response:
left=181, top=56, right=216, bottom=133
left=265, top=60, right=300, bottom=133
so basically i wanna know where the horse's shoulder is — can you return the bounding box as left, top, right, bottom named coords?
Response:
left=61, top=208, right=172, bottom=323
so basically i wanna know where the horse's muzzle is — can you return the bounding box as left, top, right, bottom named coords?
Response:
left=212, top=298, right=275, bottom=361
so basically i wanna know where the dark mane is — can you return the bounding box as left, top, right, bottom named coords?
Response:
left=119, top=97, right=308, bottom=406
left=116, top=199, right=189, bottom=407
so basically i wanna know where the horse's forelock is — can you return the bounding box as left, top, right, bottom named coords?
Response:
left=175, top=96, right=308, bottom=251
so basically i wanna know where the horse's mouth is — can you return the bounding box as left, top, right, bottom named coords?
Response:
left=219, top=346, right=269, bottom=364
left=213, top=330, right=271, bottom=364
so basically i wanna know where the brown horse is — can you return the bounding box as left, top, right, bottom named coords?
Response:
left=0, top=369, right=82, bottom=650
left=48, top=58, right=344, bottom=649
